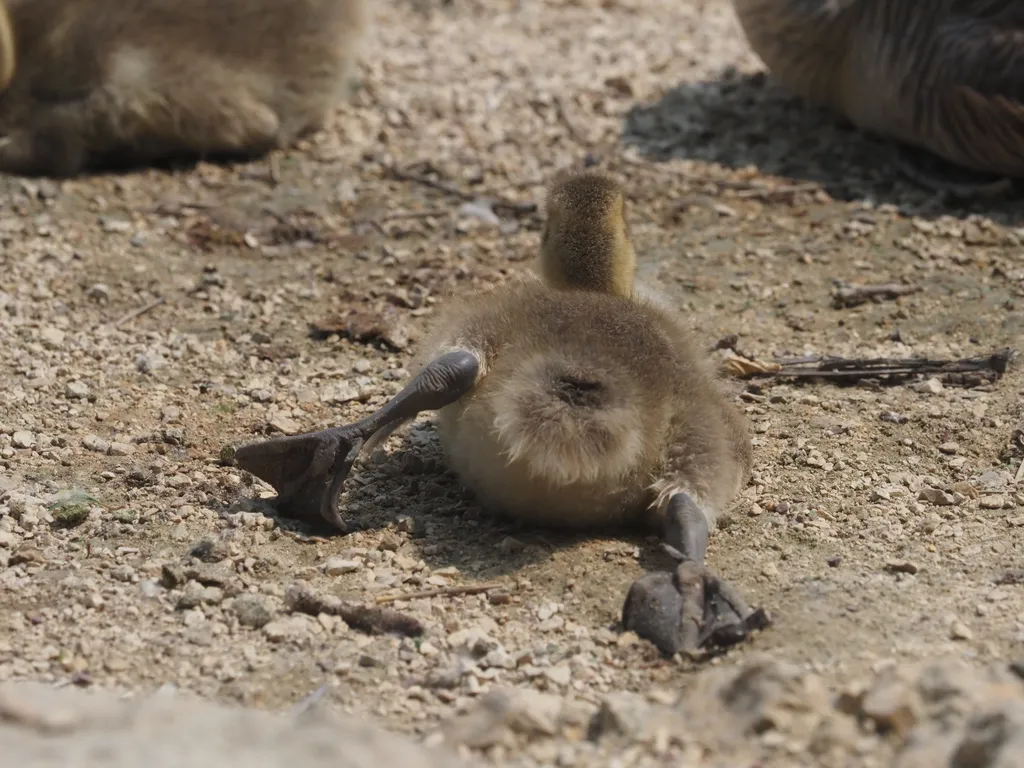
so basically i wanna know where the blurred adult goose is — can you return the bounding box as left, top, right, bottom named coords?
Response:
left=731, top=0, right=1024, bottom=181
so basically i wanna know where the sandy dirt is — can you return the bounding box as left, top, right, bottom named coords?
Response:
left=1, top=0, right=1023, bottom=765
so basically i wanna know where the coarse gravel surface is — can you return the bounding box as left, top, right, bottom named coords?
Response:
left=2, top=1, right=1024, bottom=766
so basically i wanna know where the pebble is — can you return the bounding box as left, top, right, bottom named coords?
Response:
left=11, top=431, right=35, bottom=449
left=949, top=620, right=973, bottom=641
left=918, top=488, right=956, bottom=506
left=543, top=665, right=572, bottom=686
left=980, top=495, right=1005, bottom=510
left=938, top=442, right=960, bottom=455
left=884, top=559, right=920, bottom=575
left=82, top=435, right=111, bottom=454
left=323, top=557, right=360, bottom=576
left=65, top=381, right=90, bottom=399
left=496, top=536, right=525, bottom=555
left=859, top=680, right=917, bottom=736
left=268, top=416, right=301, bottom=436
left=592, top=692, right=652, bottom=739
left=231, top=594, right=275, bottom=629
left=39, top=327, right=66, bottom=349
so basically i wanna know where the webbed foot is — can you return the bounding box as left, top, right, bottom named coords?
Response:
left=228, top=349, right=481, bottom=532
left=622, top=555, right=770, bottom=655
left=232, top=425, right=366, bottom=530
left=620, top=490, right=771, bottom=655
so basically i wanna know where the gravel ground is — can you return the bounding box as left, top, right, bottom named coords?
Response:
left=1, top=0, right=1024, bottom=765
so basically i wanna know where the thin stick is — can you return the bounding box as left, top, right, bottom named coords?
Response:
left=384, top=163, right=538, bottom=216
left=832, top=282, right=921, bottom=309
left=725, top=348, right=1015, bottom=382
left=375, top=582, right=506, bottom=605
left=111, top=297, right=166, bottom=328
left=286, top=583, right=423, bottom=637
left=353, top=209, right=450, bottom=227
left=732, top=182, right=821, bottom=201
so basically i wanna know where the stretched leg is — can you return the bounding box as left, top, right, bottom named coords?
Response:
left=230, top=349, right=480, bottom=530
left=621, top=492, right=771, bottom=655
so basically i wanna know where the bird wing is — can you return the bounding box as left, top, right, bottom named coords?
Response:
left=927, top=3, right=1024, bottom=174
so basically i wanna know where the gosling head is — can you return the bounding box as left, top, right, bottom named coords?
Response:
left=538, top=170, right=637, bottom=299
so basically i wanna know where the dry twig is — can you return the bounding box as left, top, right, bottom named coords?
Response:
left=384, top=162, right=538, bottom=217
left=831, top=282, right=921, bottom=309
left=375, top=582, right=506, bottom=605
left=285, top=583, right=423, bottom=637
left=724, top=348, right=1015, bottom=384
left=111, top=297, right=166, bottom=328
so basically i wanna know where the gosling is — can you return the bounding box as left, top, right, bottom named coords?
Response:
left=0, top=0, right=366, bottom=177
left=232, top=170, right=770, bottom=654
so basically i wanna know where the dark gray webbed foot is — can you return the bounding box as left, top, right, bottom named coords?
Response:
left=229, top=349, right=480, bottom=532
left=622, top=554, right=769, bottom=655
left=232, top=425, right=365, bottom=530
left=621, top=491, right=771, bottom=655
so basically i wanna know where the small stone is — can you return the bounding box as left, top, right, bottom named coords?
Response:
left=166, top=474, right=192, bottom=489
left=320, top=382, right=361, bottom=405
left=980, top=495, right=1006, bottom=510
left=950, top=620, right=973, bottom=641
left=82, top=435, right=111, bottom=454
left=536, top=603, right=561, bottom=621
left=11, top=431, right=35, bottom=449
left=441, top=688, right=563, bottom=749
left=593, top=692, right=653, bottom=739
left=64, top=381, right=90, bottom=399
left=108, top=442, right=134, bottom=456
left=543, top=665, right=571, bottom=686
left=9, top=546, right=45, bottom=565
left=923, top=377, right=944, bottom=394
left=496, top=536, right=525, bottom=555
left=87, top=284, right=111, bottom=301
left=100, top=216, right=132, bottom=233
left=139, top=580, right=163, bottom=598
left=919, top=488, right=956, bottom=506
left=880, top=411, right=909, bottom=424
left=268, top=415, right=301, bottom=436
left=160, top=405, right=182, bottom=423
left=177, top=581, right=223, bottom=610
left=938, top=442, right=960, bottom=455
left=231, top=594, right=275, bottom=629
left=884, top=559, right=920, bottom=575
left=263, top=617, right=306, bottom=643
left=323, top=557, right=360, bottom=576
left=39, top=327, right=65, bottom=349
left=860, top=680, right=917, bottom=736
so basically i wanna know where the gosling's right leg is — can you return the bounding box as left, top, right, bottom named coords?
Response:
left=230, top=349, right=482, bottom=531
left=621, top=491, right=771, bottom=655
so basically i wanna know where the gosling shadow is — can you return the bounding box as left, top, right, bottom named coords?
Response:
left=622, top=70, right=1024, bottom=227
left=229, top=421, right=658, bottom=585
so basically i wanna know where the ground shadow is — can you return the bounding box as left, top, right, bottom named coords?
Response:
left=622, top=70, right=1024, bottom=227
left=228, top=424, right=660, bottom=587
